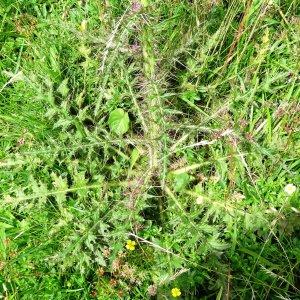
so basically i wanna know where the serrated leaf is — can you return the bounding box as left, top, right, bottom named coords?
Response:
left=51, top=173, right=68, bottom=205
left=49, top=46, right=60, bottom=75
left=57, top=78, right=69, bottom=97
left=94, top=250, right=106, bottom=267
left=108, top=108, right=130, bottom=135
left=208, top=237, right=229, bottom=251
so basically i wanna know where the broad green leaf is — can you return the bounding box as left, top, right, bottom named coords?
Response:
left=108, top=108, right=130, bottom=135
left=180, top=90, right=198, bottom=104
left=173, top=172, right=190, bottom=192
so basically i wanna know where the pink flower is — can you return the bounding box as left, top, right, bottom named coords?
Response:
left=130, top=42, right=141, bottom=53
left=131, top=1, right=142, bottom=12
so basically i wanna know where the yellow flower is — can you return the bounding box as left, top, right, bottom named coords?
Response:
left=80, top=19, right=87, bottom=32
left=125, top=240, right=136, bottom=251
left=171, top=287, right=181, bottom=298
left=284, top=184, right=296, bottom=195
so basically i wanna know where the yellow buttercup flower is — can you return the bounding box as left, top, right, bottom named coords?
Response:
left=171, top=287, right=181, bottom=298
left=284, top=184, right=296, bottom=195
left=126, top=240, right=136, bottom=251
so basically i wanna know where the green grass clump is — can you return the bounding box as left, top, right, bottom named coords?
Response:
left=0, top=0, right=299, bottom=299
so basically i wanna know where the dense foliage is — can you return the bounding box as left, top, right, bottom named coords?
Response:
left=0, top=0, right=299, bottom=299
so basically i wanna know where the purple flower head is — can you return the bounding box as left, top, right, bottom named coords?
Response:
left=131, top=1, right=142, bottom=13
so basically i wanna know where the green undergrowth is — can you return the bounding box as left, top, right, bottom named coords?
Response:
left=0, top=0, right=299, bottom=299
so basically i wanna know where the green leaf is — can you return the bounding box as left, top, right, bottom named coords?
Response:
left=0, top=227, right=6, bottom=259
left=239, top=247, right=278, bottom=268
left=140, top=0, right=149, bottom=7
left=173, top=172, right=190, bottom=192
left=130, top=148, right=140, bottom=169
left=57, top=78, right=69, bottom=97
left=216, top=286, right=223, bottom=300
left=108, top=108, right=130, bottom=135
left=208, top=237, right=229, bottom=251
left=94, top=250, right=106, bottom=267
left=180, top=90, right=198, bottom=104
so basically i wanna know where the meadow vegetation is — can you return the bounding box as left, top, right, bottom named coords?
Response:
left=0, top=0, right=299, bottom=299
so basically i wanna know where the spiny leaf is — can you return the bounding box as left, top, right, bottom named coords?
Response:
left=57, top=78, right=69, bottom=97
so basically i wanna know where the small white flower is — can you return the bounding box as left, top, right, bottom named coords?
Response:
left=196, top=195, right=204, bottom=205
left=284, top=184, right=296, bottom=195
